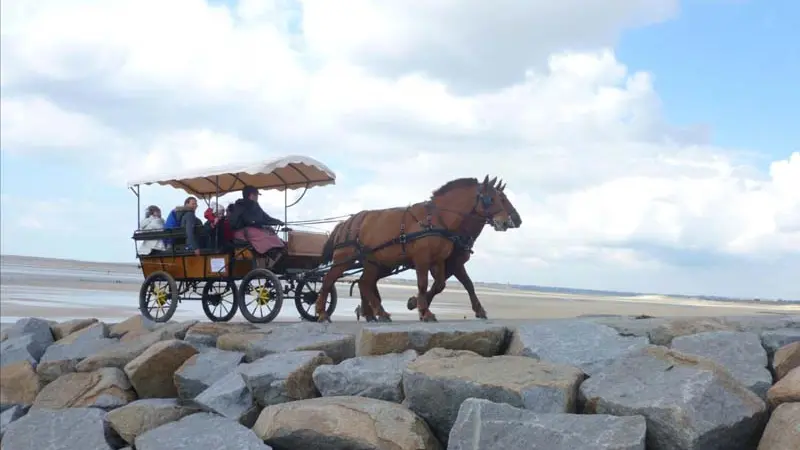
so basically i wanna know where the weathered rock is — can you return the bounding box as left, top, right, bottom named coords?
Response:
left=767, top=366, right=800, bottom=408
left=358, top=322, right=508, bottom=357
left=774, top=341, right=800, bottom=380
left=36, top=322, right=120, bottom=382
left=216, top=331, right=269, bottom=352
left=184, top=322, right=256, bottom=348
left=253, top=396, right=441, bottom=450
left=106, top=398, right=199, bottom=445
left=757, top=402, right=800, bottom=450
left=506, top=320, right=650, bottom=375
left=671, top=330, right=773, bottom=398
left=313, top=349, right=418, bottom=402
left=0, top=404, right=29, bottom=440
left=1, top=407, right=125, bottom=450
left=245, top=323, right=355, bottom=363
left=726, top=316, right=800, bottom=334
left=238, top=350, right=332, bottom=407
left=134, top=412, right=271, bottom=450
left=51, top=318, right=98, bottom=340
left=193, top=370, right=259, bottom=426
left=31, top=367, right=136, bottom=410
left=403, top=349, right=586, bottom=444
left=591, top=316, right=666, bottom=338
left=174, top=348, right=245, bottom=400
left=124, top=339, right=198, bottom=398
left=75, top=322, right=191, bottom=372
left=1, top=335, right=42, bottom=368
left=648, top=317, right=736, bottom=346
left=762, top=328, right=800, bottom=355
left=3, top=317, right=54, bottom=346
left=109, top=315, right=158, bottom=338
left=579, top=346, right=767, bottom=450
left=0, top=361, right=43, bottom=405
left=448, top=398, right=646, bottom=450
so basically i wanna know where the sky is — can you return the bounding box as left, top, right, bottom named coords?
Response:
left=1, top=0, right=798, bottom=300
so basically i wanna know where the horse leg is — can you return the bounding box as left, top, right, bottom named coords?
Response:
left=451, top=262, right=487, bottom=319
left=357, top=275, right=378, bottom=322
left=361, top=264, right=391, bottom=322
left=314, top=261, right=347, bottom=323
left=418, top=261, right=447, bottom=322
left=369, top=278, right=392, bottom=322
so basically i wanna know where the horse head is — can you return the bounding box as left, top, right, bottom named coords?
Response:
left=494, top=179, right=522, bottom=229
left=475, top=175, right=514, bottom=232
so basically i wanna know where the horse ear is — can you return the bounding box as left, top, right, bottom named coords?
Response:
left=482, top=175, right=489, bottom=185
left=489, top=176, right=497, bottom=188
left=498, top=180, right=505, bottom=191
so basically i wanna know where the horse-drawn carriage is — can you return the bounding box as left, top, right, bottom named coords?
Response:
left=129, top=154, right=522, bottom=325
left=127, top=156, right=340, bottom=324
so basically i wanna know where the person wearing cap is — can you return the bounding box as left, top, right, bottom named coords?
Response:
left=228, top=186, right=286, bottom=261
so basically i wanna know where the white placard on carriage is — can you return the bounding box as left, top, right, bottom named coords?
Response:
left=209, top=258, right=226, bottom=273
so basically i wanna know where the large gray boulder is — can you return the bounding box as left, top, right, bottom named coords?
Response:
left=134, top=412, right=271, bottom=450
left=0, top=404, right=29, bottom=440
left=762, top=328, right=800, bottom=356
left=173, top=348, right=245, bottom=400
left=506, top=320, right=650, bottom=375
left=238, top=351, right=332, bottom=407
left=670, top=330, right=773, bottom=399
left=1, top=407, right=125, bottom=449
left=244, top=323, right=355, bottom=363
left=403, top=348, right=586, bottom=444
left=448, top=398, right=646, bottom=450
left=193, top=371, right=259, bottom=426
left=579, top=346, right=768, bottom=450
left=358, top=322, right=509, bottom=357
left=36, top=323, right=119, bottom=382
left=0, top=318, right=55, bottom=367
left=312, top=349, right=418, bottom=402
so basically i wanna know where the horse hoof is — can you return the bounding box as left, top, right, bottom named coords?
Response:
left=377, top=315, right=392, bottom=323
left=475, top=312, right=488, bottom=320
left=365, top=316, right=377, bottom=323
left=406, top=296, right=417, bottom=311
left=316, top=315, right=331, bottom=323
left=420, top=313, right=438, bottom=323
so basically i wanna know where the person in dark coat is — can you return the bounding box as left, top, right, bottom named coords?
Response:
left=228, top=186, right=286, bottom=257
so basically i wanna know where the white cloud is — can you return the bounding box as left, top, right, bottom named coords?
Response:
left=0, top=0, right=797, bottom=299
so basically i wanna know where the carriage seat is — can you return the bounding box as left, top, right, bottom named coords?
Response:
left=287, top=230, right=328, bottom=257
left=132, top=225, right=213, bottom=255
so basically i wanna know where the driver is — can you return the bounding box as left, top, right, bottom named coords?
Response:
left=228, top=186, right=287, bottom=263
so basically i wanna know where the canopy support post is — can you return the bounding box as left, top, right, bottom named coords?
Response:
left=283, top=188, right=288, bottom=242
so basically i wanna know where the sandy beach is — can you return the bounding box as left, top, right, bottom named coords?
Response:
left=1, top=254, right=798, bottom=326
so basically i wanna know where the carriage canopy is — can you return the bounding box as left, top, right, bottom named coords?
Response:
left=126, top=155, right=337, bottom=197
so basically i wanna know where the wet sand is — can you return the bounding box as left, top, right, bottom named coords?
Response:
left=1, top=255, right=798, bottom=325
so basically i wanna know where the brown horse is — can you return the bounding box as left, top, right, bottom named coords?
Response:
left=314, top=176, right=512, bottom=322
left=356, top=181, right=522, bottom=322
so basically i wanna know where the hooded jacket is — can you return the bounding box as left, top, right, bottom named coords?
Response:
left=165, top=206, right=201, bottom=250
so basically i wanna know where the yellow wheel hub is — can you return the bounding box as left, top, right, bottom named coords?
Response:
left=154, top=287, right=168, bottom=307
left=255, top=286, right=271, bottom=306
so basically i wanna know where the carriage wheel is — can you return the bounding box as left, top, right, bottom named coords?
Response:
left=139, top=271, right=179, bottom=323
left=237, top=269, right=283, bottom=324
left=201, top=280, right=239, bottom=322
left=294, top=278, right=337, bottom=322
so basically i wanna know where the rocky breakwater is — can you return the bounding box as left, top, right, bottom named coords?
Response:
left=0, top=314, right=799, bottom=449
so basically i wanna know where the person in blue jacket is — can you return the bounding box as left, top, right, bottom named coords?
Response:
left=164, top=196, right=202, bottom=255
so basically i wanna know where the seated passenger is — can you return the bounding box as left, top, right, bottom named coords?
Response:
left=204, top=201, right=233, bottom=248
left=165, top=196, right=203, bottom=256
left=137, top=205, right=167, bottom=255
left=228, top=186, right=286, bottom=258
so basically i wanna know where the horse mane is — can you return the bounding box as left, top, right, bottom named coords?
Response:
left=431, top=177, right=478, bottom=197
